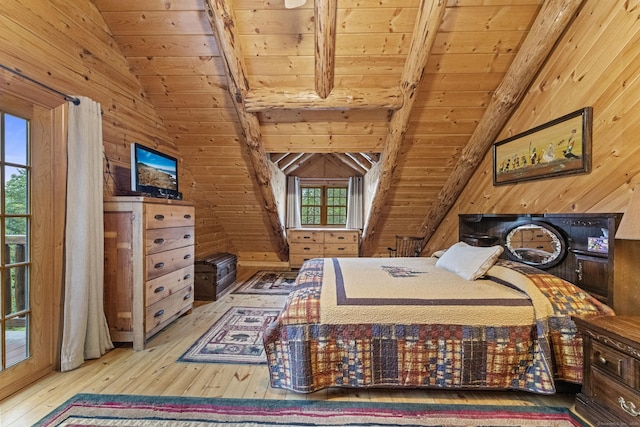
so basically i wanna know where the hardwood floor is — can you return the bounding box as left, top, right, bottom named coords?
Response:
left=1, top=266, right=584, bottom=426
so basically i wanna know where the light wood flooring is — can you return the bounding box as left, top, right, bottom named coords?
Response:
left=1, top=266, right=585, bottom=426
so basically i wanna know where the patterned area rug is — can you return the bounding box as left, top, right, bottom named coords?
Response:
left=35, top=393, right=587, bottom=426
left=177, top=306, right=280, bottom=364
left=233, top=270, right=299, bottom=295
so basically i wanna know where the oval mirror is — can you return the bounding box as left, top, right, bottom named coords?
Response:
left=504, top=221, right=567, bottom=268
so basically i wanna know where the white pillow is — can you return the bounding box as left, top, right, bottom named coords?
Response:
left=435, top=241, right=504, bottom=280
left=431, top=249, right=447, bottom=258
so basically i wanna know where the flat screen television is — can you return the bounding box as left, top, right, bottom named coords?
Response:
left=130, top=143, right=181, bottom=199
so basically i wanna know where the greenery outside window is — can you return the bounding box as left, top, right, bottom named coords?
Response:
left=301, top=185, right=347, bottom=226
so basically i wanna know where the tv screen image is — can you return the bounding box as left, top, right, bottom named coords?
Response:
left=131, top=143, right=179, bottom=198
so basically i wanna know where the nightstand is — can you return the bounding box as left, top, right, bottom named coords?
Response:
left=573, top=315, right=640, bottom=426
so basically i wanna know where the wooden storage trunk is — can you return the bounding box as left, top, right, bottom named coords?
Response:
left=194, top=252, right=237, bottom=301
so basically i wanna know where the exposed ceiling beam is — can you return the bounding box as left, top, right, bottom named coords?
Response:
left=244, top=88, right=403, bottom=112
left=360, top=0, right=447, bottom=254
left=415, top=0, right=586, bottom=251
left=332, top=153, right=367, bottom=175
left=362, top=152, right=380, bottom=164
left=345, top=152, right=371, bottom=172
left=280, top=152, right=307, bottom=172
left=204, top=0, right=288, bottom=259
left=271, top=152, right=290, bottom=164
left=315, top=0, right=337, bottom=99
left=283, top=153, right=316, bottom=175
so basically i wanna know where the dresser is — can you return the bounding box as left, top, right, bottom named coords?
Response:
left=573, top=315, right=640, bottom=426
left=288, top=229, right=359, bottom=268
left=104, top=197, right=195, bottom=350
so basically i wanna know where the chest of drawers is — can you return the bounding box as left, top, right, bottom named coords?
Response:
left=573, top=315, right=640, bottom=426
left=104, top=197, right=195, bottom=350
left=288, top=229, right=359, bottom=268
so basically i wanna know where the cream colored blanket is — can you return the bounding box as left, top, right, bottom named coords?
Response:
left=319, top=257, right=547, bottom=326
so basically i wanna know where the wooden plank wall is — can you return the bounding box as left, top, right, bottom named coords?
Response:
left=427, top=1, right=639, bottom=254
left=0, top=0, right=233, bottom=259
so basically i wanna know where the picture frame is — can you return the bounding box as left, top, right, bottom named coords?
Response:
left=493, top=107, right=592, bottom=186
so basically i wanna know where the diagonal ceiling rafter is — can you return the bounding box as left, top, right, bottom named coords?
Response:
left=360, top=0, right=447, bottom=255
left=415, top=0, right=585, bottom=251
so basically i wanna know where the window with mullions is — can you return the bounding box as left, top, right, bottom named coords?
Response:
left=300, top=186, right=347, bottom=226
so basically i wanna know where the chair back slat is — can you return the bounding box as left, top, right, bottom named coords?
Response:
left=388, top=235, right=423, bottom=257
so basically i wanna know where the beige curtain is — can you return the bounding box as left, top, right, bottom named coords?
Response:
left=286, top=175, right=301, bottom=228
left=60, top=96, right=113, bottom=372
left=346, top=176, right=363, bottom=229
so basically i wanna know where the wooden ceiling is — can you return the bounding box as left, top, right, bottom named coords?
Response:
left=93, top=0, right=581, bottom=258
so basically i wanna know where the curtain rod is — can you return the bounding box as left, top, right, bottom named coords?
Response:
left=0, top=64, right=81, bottom=105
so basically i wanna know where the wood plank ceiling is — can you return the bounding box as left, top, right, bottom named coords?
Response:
left=94, top=0, right=578, bottom=258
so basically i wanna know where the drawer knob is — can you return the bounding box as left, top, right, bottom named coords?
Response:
left=184, top=274, right=191, bottom=280
left=598, top=355, right=607, bottom=365
left=618, top=397, right=640, bottom=417
left=154, top=309, right=165, bottom=318
left=184, top=214, right=191, bottom=219
left=154, top=214, right=165, bottom=221
left=303, top=236, right=311, bottom=239
left=183, top=293, right=191, bottom=300
left=184, top=254, right=191, bottom=260
left=154, top=238, right=164, bottom=244
left=154, top=262, right=165, bottom=269
left=154, top=286, right=165, bottom=294
left=184, top=234, right=192, bottom=239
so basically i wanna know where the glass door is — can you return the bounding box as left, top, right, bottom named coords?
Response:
left=0, top=92, right=59, bottom=400
left=1, top=111, right=30, bottom=371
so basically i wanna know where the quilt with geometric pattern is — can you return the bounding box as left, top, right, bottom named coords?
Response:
left=263, top=257, right=614, bottom=394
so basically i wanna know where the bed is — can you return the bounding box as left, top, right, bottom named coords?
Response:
left=263, top=245, right=615, bottom=394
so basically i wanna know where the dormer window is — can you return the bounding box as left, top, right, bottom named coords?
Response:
left=300, top=185, right=347, bottom=226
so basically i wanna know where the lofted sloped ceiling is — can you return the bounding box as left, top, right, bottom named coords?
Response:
left=94, top=0, right=582, bottom=260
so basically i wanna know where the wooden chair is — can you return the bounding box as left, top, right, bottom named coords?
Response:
left=388, top=235, right=423, bottom=257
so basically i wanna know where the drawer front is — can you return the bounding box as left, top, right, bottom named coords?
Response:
left=592, top=368, right=640, bottom=423
left=324, top=231, right=359, bottom=244
left=290, top=242, right=324, bottom=255
left=289, top=230, right=323, bottom=243
left=591, top=340, right=636, bottom=386
left=324, top=243, right=359, bottom=257
left=145, top=226, right=195, bottom=255
left=145, top=265, right=195, bottom=306
left=145, top=285, right=194, bottom=333
left=145, top=204, right=194, bottom=229
left=146, top=245, right=195, bottom=281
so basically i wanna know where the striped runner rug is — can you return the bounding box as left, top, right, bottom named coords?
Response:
left=34, top=393, right=587, bottom=426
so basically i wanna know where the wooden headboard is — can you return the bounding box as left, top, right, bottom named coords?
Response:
left=458, top=213, right=621, bottom=306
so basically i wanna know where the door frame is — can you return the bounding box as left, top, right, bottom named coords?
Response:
left=0, top=90, right=66, bottom=399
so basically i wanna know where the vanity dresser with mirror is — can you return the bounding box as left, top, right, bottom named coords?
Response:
left=459, top=213, right=621, bottom=306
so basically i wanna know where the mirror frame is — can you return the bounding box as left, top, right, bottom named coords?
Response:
left=503, top=221, right=567, bottom=269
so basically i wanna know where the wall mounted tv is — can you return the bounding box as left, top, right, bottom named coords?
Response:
left=131, top=143, right=182, bottom=199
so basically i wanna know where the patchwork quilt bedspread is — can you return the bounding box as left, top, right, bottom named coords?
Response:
left=263, top=257, right=614, bottom=394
